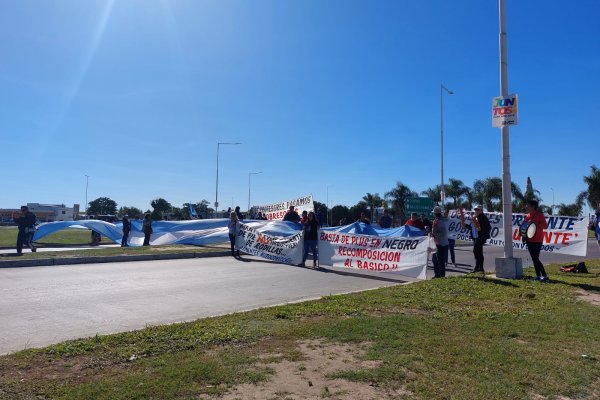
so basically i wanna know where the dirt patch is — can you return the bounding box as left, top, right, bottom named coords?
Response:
left=577, top=289, right=600, bottom=307
left=216, top=339, right=411, bottom=400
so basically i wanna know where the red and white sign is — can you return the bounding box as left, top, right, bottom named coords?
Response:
left=318, top=231, right=429, bottom=279
left=254, top=194, right=314, bottom=220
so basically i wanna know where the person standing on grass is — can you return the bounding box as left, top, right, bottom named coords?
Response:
left=525, top=200, right=549, bottom=281
left=462, top=206, right=491, bottom=273
left=595, top=209, right=600, bottom=249
left=228, top=211, right=240, bottom=257
left=299, top=211, right=319, bottom=268
left=121, top=215, right=131, bottom=247
left=431, top=206, right=449, bottom=278
left=142, top=213, right=153, bottom=246
left=13, top=206, right=37, bottom=255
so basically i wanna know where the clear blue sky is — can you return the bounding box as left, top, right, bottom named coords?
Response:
left=1, top=0, right=598, bottom=214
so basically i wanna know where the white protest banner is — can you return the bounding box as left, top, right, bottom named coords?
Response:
left=254, top=195, right=314, bottom=220
left=236, top=223, right=303, bottom=265
left=447, top=210, right=589, bottom=257
left=492, top=94, right=518, bottom=127
left=318, top=231, right=428, bottom=279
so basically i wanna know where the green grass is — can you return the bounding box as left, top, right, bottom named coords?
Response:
left=0, top=226, right=115, bottom=247
left=1, top=260, right=599, bottom=399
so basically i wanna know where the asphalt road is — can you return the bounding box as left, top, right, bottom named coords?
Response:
left=0, top=239, right=597, bottom=355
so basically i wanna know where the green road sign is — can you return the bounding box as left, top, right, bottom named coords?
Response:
left=404, top=197, right=435, bottom=219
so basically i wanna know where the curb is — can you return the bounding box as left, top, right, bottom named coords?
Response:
left=0, top=251, right=230, bottom=268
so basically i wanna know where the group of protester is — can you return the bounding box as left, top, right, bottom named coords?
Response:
left=428, top=200, right=551, bottom=281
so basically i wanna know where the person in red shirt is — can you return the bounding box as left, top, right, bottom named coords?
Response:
left=405, top=212, right=425, bottom=230
left=524, top=200, right=549, bottom=281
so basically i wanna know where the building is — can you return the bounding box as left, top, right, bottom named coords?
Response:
left=0, top=204, right=80, bottom=224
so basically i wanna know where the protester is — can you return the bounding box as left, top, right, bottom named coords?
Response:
left=121, top=215, right=131, bottom=247
left=228, top=211, right=240, bottom=257
left=462, top=206, right=491, bottom=273
left=300, top=210, right=308, bottom=225
left=234, top=206, right=244, bottom=221
left=379, top=209, right=393, bottom=228
left=283, top=205, right=301, bottom=223
left=358, top=212, right=371, bottom=225
left=257, top=212, right=268, bottom=220
left=525, top=200, right=549, bottom=281
left=142, top=213, right=153, bottom=246
left=405, top=212, right=425, bottom=230
left=445, top=211, right=457, bottom=267
left=13, top=206, right=37, bottom=254
left=420, top=213, right=432, bottom=233
left=595, top=209, right=600, bottom=249
left=431, top=206, right=449, bottom=278
left=299, top=211, right=319, bottom=268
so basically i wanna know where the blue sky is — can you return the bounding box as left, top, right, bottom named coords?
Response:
left=1, top=0, right=598, bottom=214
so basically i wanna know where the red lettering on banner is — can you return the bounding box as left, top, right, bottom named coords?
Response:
left=562, top=233, right=572, bottom=244
left=320, top=232, right=340, bottom=243
left=344, top=258, right=352, bottom=268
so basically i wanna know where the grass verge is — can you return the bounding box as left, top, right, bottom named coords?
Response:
left=0, top=260, right=599, bottom=399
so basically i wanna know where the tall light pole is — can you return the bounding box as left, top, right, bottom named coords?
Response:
left=440, top=84, right=453, bottom=208
left=550, top=187, right=555, bottom=215
left=84, top=174, right=89, bottom=217
left=495, top=0, right=521, bottom=278
left=215, top=142, right=241, bottom=218
left=326, top=185, right=334, bottom=226
left=248, top=171, right=262, bottom=214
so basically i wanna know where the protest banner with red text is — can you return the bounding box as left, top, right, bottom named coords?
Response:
left=253, top=195, right=314, bottom=221
left=236, top=223, right=303, bottom=265
left=447, top=210, right=589, bottom=257
left=318, top=231, right=428, bottom=279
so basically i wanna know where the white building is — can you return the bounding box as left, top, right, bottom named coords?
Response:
left=26, top=203, right=79, bottom=222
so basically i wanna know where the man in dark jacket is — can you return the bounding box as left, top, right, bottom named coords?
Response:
left=14, top=206, right=37, bottom=254
left=283, top=206, right=300, bottom=223
left=121, top=215, right=131, bottom=247
left=463, top=206, right=491, bottom=273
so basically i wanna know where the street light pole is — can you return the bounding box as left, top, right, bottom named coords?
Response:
left=550, top=187, right=555, bottom=215
left=215, top=142, right=241, bottom=218
left=248, top=171, right=262, bottom=214
left=440, top=84, right=453, bottom=208
left=326, top=185, right=333, bottom=226
left=84, top=174, right=89, bottom=217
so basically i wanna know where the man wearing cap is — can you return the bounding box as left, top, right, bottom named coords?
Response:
left=431, top=206, right=449, bottom=278
left=13, top=206, right=37, bottom=254
left=463, top=206, right=491, bottom=273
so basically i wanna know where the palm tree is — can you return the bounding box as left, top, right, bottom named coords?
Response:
left=473, top=178, right=502, bottom=211
left=446, top=178, right=469, bottom=208
left=577, top=165, right=600, bottom=211
left=420, top=185, right=441, bottom=204
left=362, top=193, right=383, bottom=221
left=385, top=182, right=418, bottom=222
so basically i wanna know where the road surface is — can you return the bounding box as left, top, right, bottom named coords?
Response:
left=0, top=240, right=597, bottom=355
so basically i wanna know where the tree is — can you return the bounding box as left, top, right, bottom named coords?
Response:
left=557, top=203, right=582, bottom=217
left=361, top=193, right=383, bottom=221
left=385, top=182, right=418, bottom=222
left=577, top=165, right=600, bottom=211
left=87, top=197, right=118, bottom=216
left=421, top=185, right=442, bottom=204
left=150, top=198, right=172, bottom=221
left=331, top=205, right=351, bottom=227
left=473, top=178, right=502, bottom=211
left=118, top=206, right=143, bottom=219
left=350, top=201, right=370, bottom=223
left=445, top=179, right=469, bottom=208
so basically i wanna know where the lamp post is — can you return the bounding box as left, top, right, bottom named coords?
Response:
left=326, top=185, right=334, bottom=226
left=84, top=174, right=89, bottom=217
left=550, top=187, right=555, bottom=215
left=440, top=84, right=453, bottom=208
left=215, top=142, right=241, bottom=218
left=248, top=171, right=262, bottom=214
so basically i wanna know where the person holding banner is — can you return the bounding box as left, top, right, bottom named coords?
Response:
left=283, top=206, right=301, bottom=223
left=525, top=200, right=549, bottom=281
left=431, top=206, right=449, bottom=278
left=142, top=213, right=153, bottom=246
left=228, top=211, right=240, bottom=257
left=462, top=206, right=491, bottom=274
left=595, top=209, right=600, bottom=249
left=299, top=211, right=319, bottom=268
